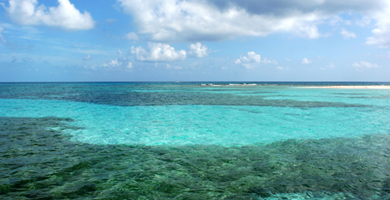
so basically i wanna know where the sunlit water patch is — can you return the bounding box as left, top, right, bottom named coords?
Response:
left=1, top=98, right=390, bottom=146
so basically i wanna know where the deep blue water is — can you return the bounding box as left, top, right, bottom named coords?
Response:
left=1, top=82, right=390, bottom=199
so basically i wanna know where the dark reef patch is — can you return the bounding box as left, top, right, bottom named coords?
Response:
left=1, top=116, right=390, bottom=199
left=0, top=83, right=369, bottom=108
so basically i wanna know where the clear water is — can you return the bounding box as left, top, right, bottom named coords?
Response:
left=1, top=82, right=390, bottom=199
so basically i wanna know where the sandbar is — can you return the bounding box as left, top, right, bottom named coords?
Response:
left=303, top=85, right=390, bottom=89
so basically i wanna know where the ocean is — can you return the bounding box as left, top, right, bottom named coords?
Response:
left=1, top=82, right=390, bottom=199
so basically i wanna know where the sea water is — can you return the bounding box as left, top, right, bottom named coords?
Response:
left=1, top=82, right=390, bottom=199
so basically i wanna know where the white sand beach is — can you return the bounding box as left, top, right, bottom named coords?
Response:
left=303, top=85, right=390, bottom=89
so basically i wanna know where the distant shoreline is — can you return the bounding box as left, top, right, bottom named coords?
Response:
left=303, top=85, right=390, bottom=89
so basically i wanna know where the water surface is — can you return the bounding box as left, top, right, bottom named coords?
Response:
left=1, top=82, right=390, bottom=199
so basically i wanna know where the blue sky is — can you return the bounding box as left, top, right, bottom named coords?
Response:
left=0, top=0, right=389, bottom=82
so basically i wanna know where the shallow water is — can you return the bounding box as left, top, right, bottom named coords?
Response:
left=1, top=82, right=390, bottom=199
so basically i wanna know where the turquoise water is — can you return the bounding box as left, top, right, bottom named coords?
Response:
left=1, top=82, right=390, bottom=199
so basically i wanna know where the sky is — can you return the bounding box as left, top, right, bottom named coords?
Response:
left=0, top=0, right=389, bottom=82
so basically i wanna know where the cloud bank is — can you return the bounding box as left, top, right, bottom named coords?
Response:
left=6, top=0, right=95, bottom=30
left=117, top=0, right=390, bottom=46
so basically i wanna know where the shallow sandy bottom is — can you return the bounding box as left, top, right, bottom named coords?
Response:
left=303, top=85, right=390, bottom=89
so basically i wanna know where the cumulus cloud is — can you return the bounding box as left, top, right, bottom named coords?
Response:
left=188, top=42, right=208, bottom=58
left=366, top=21, right=390, bottom=47
left=366, top=4, right=390, bottom=47
left=367, top=30, right=390, bottom=47
left=0, top=27, right=6, bottom=43
left=235, top=51, right=277, bottom=69
left=340, top=28, right=357, bottom=39
left=131, top=43, right=186, bottom=61
left=327, top=63, right=336, bottom=68
left=352, top=61, right=380, bottom=68
left=5, top=0, right=95, bottom=30
left=117, top=0, right=388, bottom=42
left=302, top=58, right=312, bottom=64
left=235, top=51, right=261, bottom=69
left=125, top=32, right=139, bottom=40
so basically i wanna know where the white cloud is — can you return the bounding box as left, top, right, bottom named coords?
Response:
left=352, top=61, right=380, bottom=68
left=5, top=0, right=95, bottom=30
left=356, top=16, right=371, bottom=26
left=117, top=0, right=388, bottom=42
left=127, top=62, right=132, bottom=69
left=109, top=59, right=121, bottom=67
left=366, top=4, right=390, bottom=47
left=131, top=43, right=186, bottom=61
left=101, top=59, right=122, bottom=67
left=118, top=49, right=122, bottom=56
left=83, top=54, right=91, bottom=61
left=188, top=42, right=208, bottom=57
left=263, top=57, right=278, bottom=65
left=302, top=58, right=312, bottom=64
left=0, top=27, right=6, bottom=43
left=125, top=32, right=139, bottom=40
left=366, top=26, right=390, bottom=47
left=285, top=58, right=291, bottom=61
left=235, top=51, right=276, bottom=69
left=340, top=28, right=357, bottom=39
left=91, top=58, right=132, bottom=70
left=327, top=16, right=343, bottom=26
left=166, top=64, right=182, bottom=70
left=235, top=51, right=261, bottom=69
